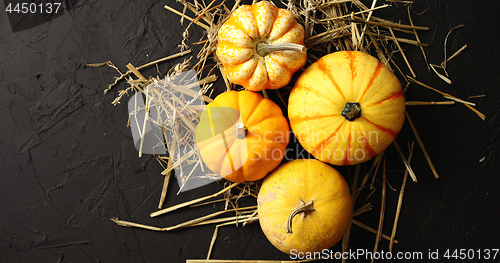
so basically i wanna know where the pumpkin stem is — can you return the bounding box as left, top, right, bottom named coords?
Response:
left=234, top=121, right=248, bottom=139
left=256, top=42, right=306, bottom=57
left=341, top=102, right=362, bottom=121
left=286, top=199, right=315, bottom=234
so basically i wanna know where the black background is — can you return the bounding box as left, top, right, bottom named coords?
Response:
left=1, top=0, right=499, bottom=262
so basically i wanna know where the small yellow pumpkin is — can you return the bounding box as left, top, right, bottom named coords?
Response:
left=288, top=51, right=406, bottom=166
left=216, top=1, right=307, bottom=91
left=195, top=90, right=290, bottom=183
left=257, top=159, right=352, bottom=254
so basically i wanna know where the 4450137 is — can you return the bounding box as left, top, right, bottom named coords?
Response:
left=443, top=249, right=499, bottom=260
left=5, top=2, right=62, bottom=14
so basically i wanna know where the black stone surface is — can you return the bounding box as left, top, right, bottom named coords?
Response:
left=1, top=0, right=499, bottom=262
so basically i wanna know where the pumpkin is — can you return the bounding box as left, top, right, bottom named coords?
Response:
left=257, top=159, right=352, bottom=254
left=195, top=90, right=290, bottom=182
left=216, top=1, right=307, bottom=91
left=288, top=51, right=406, bottom=166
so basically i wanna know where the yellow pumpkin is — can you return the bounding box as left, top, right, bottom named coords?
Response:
left=257, top=159, right=352, bottom=254
left=288, top=51, right=406, bottom=166
left=216, top=1, right=307, bottom=91
left=195, top=90, right=290, bottom=182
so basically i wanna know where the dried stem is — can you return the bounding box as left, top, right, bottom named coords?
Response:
left=88, top=50, right=192, bottom=95
left=165, top=5, right=210, bottom=30
left=430, top=63, right=452, bottom=84
left=357, top=0, right=378, bottom=49
left=286, top=199, right=315, bottom=234
left=112, top=206, right=256, bottom=232
left=339, top=17, right=429, bottom=31
left=206, top=215, right=259, bottom=259
left=158, top=157, right=173, bottom=209
left=407, top=76, right=486, bottom=120
left=206, top=224, right=220, bottom=259
left=393, top=139, right=418, bottom=182
left=342, top=163, right=361, bottom=263
left=371, top=157, right=387, bottom=263
left=405, top=112, right=439, bottom=179
left=408, top=6, right=429, bottom=70
left=138, top=50, right=193, bottom=70
left=256, top=42, right=306, bottom=56
left=405, top=101, right=455, bottom=106
left=190, top=194, right=253, bottom=208
left=444, top=95, right=476, bottom=106
left=445, top=44, right=467, bottom=63
left=389, top=27, right=416, bottom=78
left=151, top=182, right=240, bottom=217
left=352, top=219, right=397, bottom=243
left=390, top=142, right=415, bottom=251
left=443, top=25, right=465, bottom=72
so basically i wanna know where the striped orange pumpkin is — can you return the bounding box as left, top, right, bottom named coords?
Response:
left=288, top=51, right=405, bottom=166
left=216, top=1, right=307, bottom=91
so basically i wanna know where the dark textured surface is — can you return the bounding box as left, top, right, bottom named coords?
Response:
left=0, top=0, right=499, bottom=262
